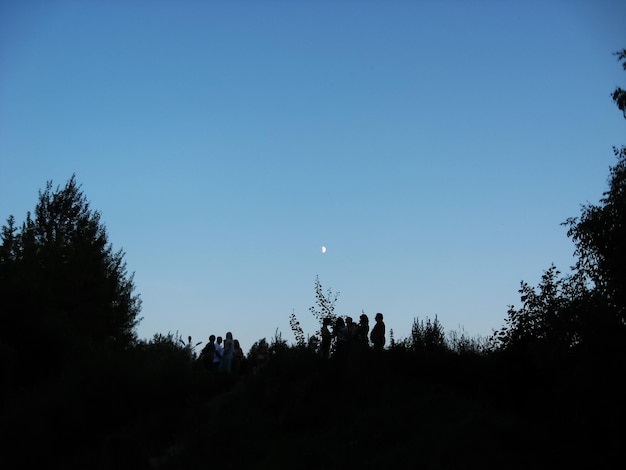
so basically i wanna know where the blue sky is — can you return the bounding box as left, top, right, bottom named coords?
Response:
left=1, top=1, right=625, bottom=353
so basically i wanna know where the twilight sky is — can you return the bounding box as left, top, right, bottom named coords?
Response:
left=1, top=1, right=625, bottom=353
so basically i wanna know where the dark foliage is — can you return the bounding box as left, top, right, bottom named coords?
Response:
left=0, top=176, right=141, bottom=384
left=308, top=274, right=339, bottom=331
left=401, top=315, right=448, bottom=354
left=492, top=49, right=626, bottom=362
left=612, top=49, right=626, bottom=118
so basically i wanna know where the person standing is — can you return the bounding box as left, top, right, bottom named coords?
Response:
left=370, top=313, right=385, bottom=351
left=200, top=334, right=216, bottom=371
left=333, top=317, right=349, bottom=359
left=220, top=332, right=234, bottom=374
left=320, top=317, right=332, bottom=359
left=213, top=336, right=224, bottom=371
left=346, top=316, right=358, bottom=343
left=357, top=313, right=370, bottom=347
left=232, top=339, right=244, bottom=376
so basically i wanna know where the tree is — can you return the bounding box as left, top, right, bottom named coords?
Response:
left=308, top=275, right=339, bottom=330
left=494, top=49, right=626, bottom=356
left=406, top=315, right=447, bottom=354
left=563, top=147, right=626, bottom=320
left=563, top=50, right=626, bottom=326
left=0, top=175, right=142, bottom=376
left=491, top=265, right=586, bottom=356
left=289, top=309, right=306, bottom=347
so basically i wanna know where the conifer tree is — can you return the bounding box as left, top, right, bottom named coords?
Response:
left=0, top=175, right=141, bottom=376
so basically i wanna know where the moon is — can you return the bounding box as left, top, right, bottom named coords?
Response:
left=321, top=246, right=327, bottom=253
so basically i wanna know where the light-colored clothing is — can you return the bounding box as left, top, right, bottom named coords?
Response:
left=220, top=338, right=234, bottom=373
left=213, top=342, right=224, bottom=364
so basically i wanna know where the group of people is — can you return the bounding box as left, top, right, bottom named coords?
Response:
left=199, top=332, right=245, bottom=375
left=320, top=312, right=386, bottom=359
left=199, top=312, right=386, bottom=373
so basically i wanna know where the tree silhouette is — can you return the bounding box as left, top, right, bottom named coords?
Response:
left=308, top=275, right=339, bottom=331
left=0, top=175, right=141, bottom=379
left=494, top=49, right=626, bottom=357
left=563, top=50, right=626, bottom=346
left=407, top=315, right=447, bottom=354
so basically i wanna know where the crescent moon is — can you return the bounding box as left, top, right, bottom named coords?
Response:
left=321, top=246, right=327, bottom=253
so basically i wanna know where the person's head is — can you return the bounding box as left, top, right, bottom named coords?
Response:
left=234, top=339, right=240, bottom=348
left=323, top=317, right=331, bottom=326
left=335, top=317, right=345, bottom=328
left=226, top=331, right=233, bottom=340
left=346, top=316, right=353, bottom=326
left=209, top=334, right=216, bottom=342
left=217, top=336, right=223, bottom=344
left=375, top=312, right=383, bottom=322
left=360, top=314, right=368, bottom=324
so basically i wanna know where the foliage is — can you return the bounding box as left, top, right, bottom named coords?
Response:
left=269, top=328, right=288, bottom=355
left=178, top=334, right=203, bottom=359
left=247, top=337, right=269, bottom=373
left=612, top=49, right=626, bottom=118
left=568, top=48, right=626, bottom=320
left=308, top=274, right=339, bottom=333
left=404, top=316, right=447, bottom=354
left=0, top=175, right=141, bottom=381
left=447, top=326, right=490, bottom=355
left=564, top=145, right=626, bottom=318
left=289, top=309, right=306, bottom=347
left=248, top=337, right=269, bottom=357
left=491, top=266, right=584, bottom=356
left=562, top=50, right=626, bottom=348
left=306, top=334, right=320, bottom=353
left=145, top=336, right=623, bottom=469
left=140, top=331, right=202, bottom=363
left=492, top=48, right=626, bottom=359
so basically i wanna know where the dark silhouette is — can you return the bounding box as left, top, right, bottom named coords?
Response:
left=200, top=334, right=216, bottom=371
left=220, top=332, right=234, bottom=373
left=289, top=310, right=306, bottom=347
left=232, top=339, right=244, bottom=375
left=252, top=338, right=268, bottom=375
left=357, top=313, right=370, bottom=347
left=613, top=49, right=626, bottom=117
left=491, top=50, right=626, bottom=359
left=370, top=312, right=385, bottom=351
left=346, top=316, right=357, bottom=342
left=320, top=317, right=332, bottom=359
left=333, top=317, right=349, bottom=358
left=0, top=175, right=141, bottom=381
left=409, top=316, right=447, bottom=354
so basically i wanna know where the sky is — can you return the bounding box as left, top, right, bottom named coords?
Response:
left=1, top=1, right=625, bottom=354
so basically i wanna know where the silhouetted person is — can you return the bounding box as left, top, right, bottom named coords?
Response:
left=357, top=313, right=370, bottom=346
left=321, top=317, right=332, bottom=359
left=232, top=339, right=244, bottom=376
left=220, top=331, right=234, bottom=373
left=346, top=316, right=358, bottom=342
left=200, top=334, right=216, bottom=371
left=213, top=336, right=224, bottom=370
left=334, top=317, right=349, bottom=358
left=370, top=312, right=385, bottom=351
